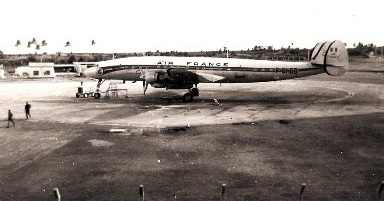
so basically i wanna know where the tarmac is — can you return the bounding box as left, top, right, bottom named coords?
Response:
left=1, top=74, right=381, bottom=128
left=0, top=72, right=383, bottom=200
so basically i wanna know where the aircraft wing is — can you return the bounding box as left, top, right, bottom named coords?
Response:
left=143, top=68, right=227, bottom=89
left=195, top=72, right=226, bottom=82
left=167, top=68, right=225, bottom=83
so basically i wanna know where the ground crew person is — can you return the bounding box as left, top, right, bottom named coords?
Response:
left=7, top=110, right=15, bottom=127
left=25, top=102, right=31, bottom=119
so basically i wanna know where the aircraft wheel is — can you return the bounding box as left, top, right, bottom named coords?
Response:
left=190, top=88, right=199, bottom=96
left=94, top=93, right=101, bottom=99
left=183, top=93, right=193, bottom=102
left=76, top=93, right=80, bottom=98
left=84, top=93, right=88, bottom=98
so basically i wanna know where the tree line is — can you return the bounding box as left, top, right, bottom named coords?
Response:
left=348, top=42, right=383, bottom=57
left=1, top=42, right=383, bottom=68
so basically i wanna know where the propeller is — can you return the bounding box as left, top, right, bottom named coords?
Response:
left=139, top=70, right=149, bottom=95
left=143, top=81, right=149, bottom=95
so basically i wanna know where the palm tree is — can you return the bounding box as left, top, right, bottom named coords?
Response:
left=88, top=40, right=96, bottom=61
left=64, top=41, right=73, bottom=56
left=40, top=40, right=48, bottom=60
left=15, top=40, right=21, bottom=47
left=34, top=44, right=43, bottom=61
left=56, top=51, right=62, bottom=64
left=31, top=37, right=37, bottom=44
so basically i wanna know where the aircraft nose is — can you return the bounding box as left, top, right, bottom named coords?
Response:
left=83, top=67, right=102, bottom=78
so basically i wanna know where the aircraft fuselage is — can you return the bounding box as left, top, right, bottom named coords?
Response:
left=85, top=56, right=324, bottom=83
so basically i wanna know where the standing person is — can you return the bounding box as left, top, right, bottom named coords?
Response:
left=7, top=110, right=15, bottom=128
left=25, top=102, right=31, bottom=119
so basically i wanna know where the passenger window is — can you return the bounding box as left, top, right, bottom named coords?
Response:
left=335, top=48, right=338, bottom=52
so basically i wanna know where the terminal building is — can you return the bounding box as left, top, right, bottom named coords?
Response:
left=15, top=62, right=56, bottom=78
left=0, top=64, right=4, bottom=79
left=14, top=61, right=99, bottom=78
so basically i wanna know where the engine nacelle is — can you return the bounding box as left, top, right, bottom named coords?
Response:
left=143, top=69, right=198, bottom=89
left=144, top=71, right=158, bottom=84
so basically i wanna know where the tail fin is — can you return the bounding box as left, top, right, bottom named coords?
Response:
left=310, top=40, right=349, bottom=76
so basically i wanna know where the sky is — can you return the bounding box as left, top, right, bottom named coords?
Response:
left=1, top=0, right=383, bottom=54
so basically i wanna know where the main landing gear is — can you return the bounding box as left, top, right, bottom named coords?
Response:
left=182, top=87, right=199, bottom=102
left=91, top=78, right=199, bottom=103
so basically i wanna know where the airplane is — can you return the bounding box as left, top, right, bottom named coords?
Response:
left=83, top=40, right=349, bottom=102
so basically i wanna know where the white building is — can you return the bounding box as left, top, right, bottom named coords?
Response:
left=15, top=62, right=55, bottom=78
left=0, top=64, right=4, bottom=79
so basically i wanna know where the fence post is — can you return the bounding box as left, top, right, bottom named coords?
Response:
left=139, top=185, right=144, bottom=201
left=378, top=181, right=384, bottom=201
left=299, top=183, right=306, bottom=201
left=53, top=188, right=61, bottom=201
left=221, top=183, right=226, bottom=200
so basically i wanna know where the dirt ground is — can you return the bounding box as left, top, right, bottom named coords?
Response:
left=0, top=71, right=383, bottom=200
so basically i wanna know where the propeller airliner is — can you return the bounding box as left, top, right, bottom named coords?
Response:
left=83, top=40, right=349, bottom=102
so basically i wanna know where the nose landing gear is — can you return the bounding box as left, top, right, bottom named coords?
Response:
left=94, top=79, right=105, bottom=99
